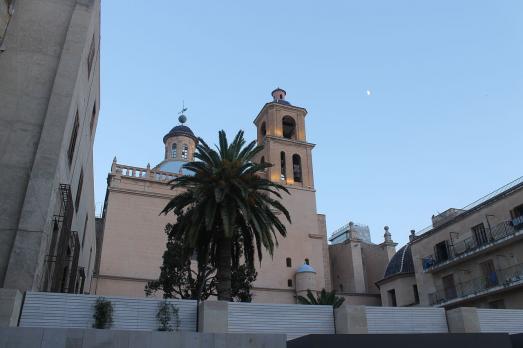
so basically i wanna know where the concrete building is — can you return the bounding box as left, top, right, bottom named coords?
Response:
left=378, top=176, right=523, bottom=309
left=0, top=0, right=100, bottom=298
left=95, top=89, right=332, bottom=303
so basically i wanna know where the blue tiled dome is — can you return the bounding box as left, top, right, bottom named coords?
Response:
left=296, top=263, right=316, bottom=273
left=155, top=160, right=193, bottom=175
left=163, top=125, right=197, bottom=144
left=383, top=244, right=414, bottom=279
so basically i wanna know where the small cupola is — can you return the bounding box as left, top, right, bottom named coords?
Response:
left=271, top=87, right=291, bottom=105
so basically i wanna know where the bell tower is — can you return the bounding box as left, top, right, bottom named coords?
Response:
left=251, top=88, right=331, bottom=301
left=254, top=88, right=315, bottom=189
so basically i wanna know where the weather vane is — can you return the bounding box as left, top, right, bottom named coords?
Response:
left=178, top=101, right=187, bottom=124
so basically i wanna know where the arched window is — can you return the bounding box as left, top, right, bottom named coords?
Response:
left=280, top=151, right=286, bottom=181
left=292, top=154, right=302, bottom=183
left=171, top=143, right=177, bottom=158
left=305, top=258, right=310, bottom=265
left=282, top=116, right=296, bottom=139
left=286, top=257, right=292, bottom=268
left=182, top=144, right=189, bottom=160
left=260, top=122, right=267, bottom=138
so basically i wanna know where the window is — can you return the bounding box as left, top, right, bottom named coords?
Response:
left=512, top=204, right=523, bottom=228
left=89, top=102, right=97, bottom=135
left=67, top=112, right=80, bottom=165
left=434, top=240, right=449, bottom=262
left=512, top=204, right=523, bottom=219
left=480, top=259, right=498, bottom=288
left=339, top=284, right=344, bottom=292
left=287, top=279, right=293, bottom=287
left=472, top=223, right=489, bottom=246
left=75, top=169, right=84, bottom=212
left=286, top=257, right=292, bottom=267
left=171, top=143, right=177, bottom=158
left=282, top=116, right=296, bottom=139
left=292, top=154, right=302, bottom=183
left=280, top=151, right=286, bottom=180
left=387, top=289, right=397, bottom=307
left=87, top=34, right=95, bottom=77
left=442, top=274, right=457, bottom=300
left=81, top=214, right=88, bottom=248
left=413, top=285, right=419, bottom=304
left=182, top=144, right=188, bottom=160
left=260, top=122, right=266, bottom=138
left=305, top=258, right=310, bottom=265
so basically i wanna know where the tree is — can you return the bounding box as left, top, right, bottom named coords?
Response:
left=161, top=130, right=291, bottom=301
left=145, top=219, right=258, bottom=302
left=297, top=289, right=345, bottom=308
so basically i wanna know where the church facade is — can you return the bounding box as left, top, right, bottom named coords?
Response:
left=94, top=89, right=392, bottom=304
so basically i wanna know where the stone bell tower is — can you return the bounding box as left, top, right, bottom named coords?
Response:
left=250, top=88, right=331, bottom=303
left=254, top=88, right=315, bottom=189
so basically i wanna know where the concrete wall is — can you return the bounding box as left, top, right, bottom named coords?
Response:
left=0, top=328, right=286, bottom=348
left=410, top=186, right=523, bottom=307
left=0, top=0, right=100, bottom=293
left=0, top=289, right=22, bottom=327
left=198, top=301, right=335, bottom=340
left=335, top=305, right=448, bottom=334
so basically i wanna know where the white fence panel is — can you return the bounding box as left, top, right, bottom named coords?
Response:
left=19, top=292, right=197, bottom=331
left=366, top=306, right=448, bottom=334
left=477, top=309, right=523, bottom=334
left=228, top=302, right=334, bottom=340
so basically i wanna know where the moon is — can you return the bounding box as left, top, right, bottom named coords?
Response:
left=366, top=90, right=372, bottom=96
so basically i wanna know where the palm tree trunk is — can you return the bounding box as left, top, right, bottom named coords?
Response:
left=216, top=238, right=232, bottom=301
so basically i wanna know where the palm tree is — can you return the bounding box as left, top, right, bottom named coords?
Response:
left=297, top=289, right=345, bottom=308
left=161, top=130, right=291, bottom=301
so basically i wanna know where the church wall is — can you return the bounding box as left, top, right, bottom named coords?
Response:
left=339, top=294, right=381, bottom=306
left=360, top=243, right=391, bottom=294
left=253, top=186, right=328, bottom=299
left=95, top=277, right=152, bottom=298
left=329, top=242, right=357, bottom=293
left=98, top=184, right=178, bottom=282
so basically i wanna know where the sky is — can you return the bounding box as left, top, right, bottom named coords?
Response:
left=95, top=0, right=523, bottom=247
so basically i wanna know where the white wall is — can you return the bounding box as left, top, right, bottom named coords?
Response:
left=19, top=292, right=196, bottom=332
left=228, top=302, right=334, bottom=340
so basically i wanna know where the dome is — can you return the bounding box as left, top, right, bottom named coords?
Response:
left=383, top=244, right=414, bottom=279
left=296, top=263, right=316, bottom=273
left=155, top=160, right=193, bottom=176
left=163, top=125, right=197, bottom=144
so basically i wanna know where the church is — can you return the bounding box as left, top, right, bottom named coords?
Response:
left=94, top=89, right=395, bottom=304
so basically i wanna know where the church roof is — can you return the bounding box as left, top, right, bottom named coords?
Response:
left=163, top=125, right=197, bottom=144
left=155, top=160, right=193, bottom=176
left=383, top=243, right=414, bottom=279
left=296, top=263, right=316, bottom=273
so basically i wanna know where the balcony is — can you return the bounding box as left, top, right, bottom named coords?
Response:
left=422, top=220, right=523, bottom=272
left=429, top=262, right=523, bottom=306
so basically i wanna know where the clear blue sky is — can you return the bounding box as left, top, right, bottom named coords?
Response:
left=95, top=1, right=523, bottom=247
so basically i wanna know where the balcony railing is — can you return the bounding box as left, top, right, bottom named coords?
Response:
left=422, top=220, right=523, bottom=271
left=429, top=262, right=523, bottom=306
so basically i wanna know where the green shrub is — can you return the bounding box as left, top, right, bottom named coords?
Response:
left=157, top=300, right=179, bottom=331
left=92, top=297, right=113, bottom=329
